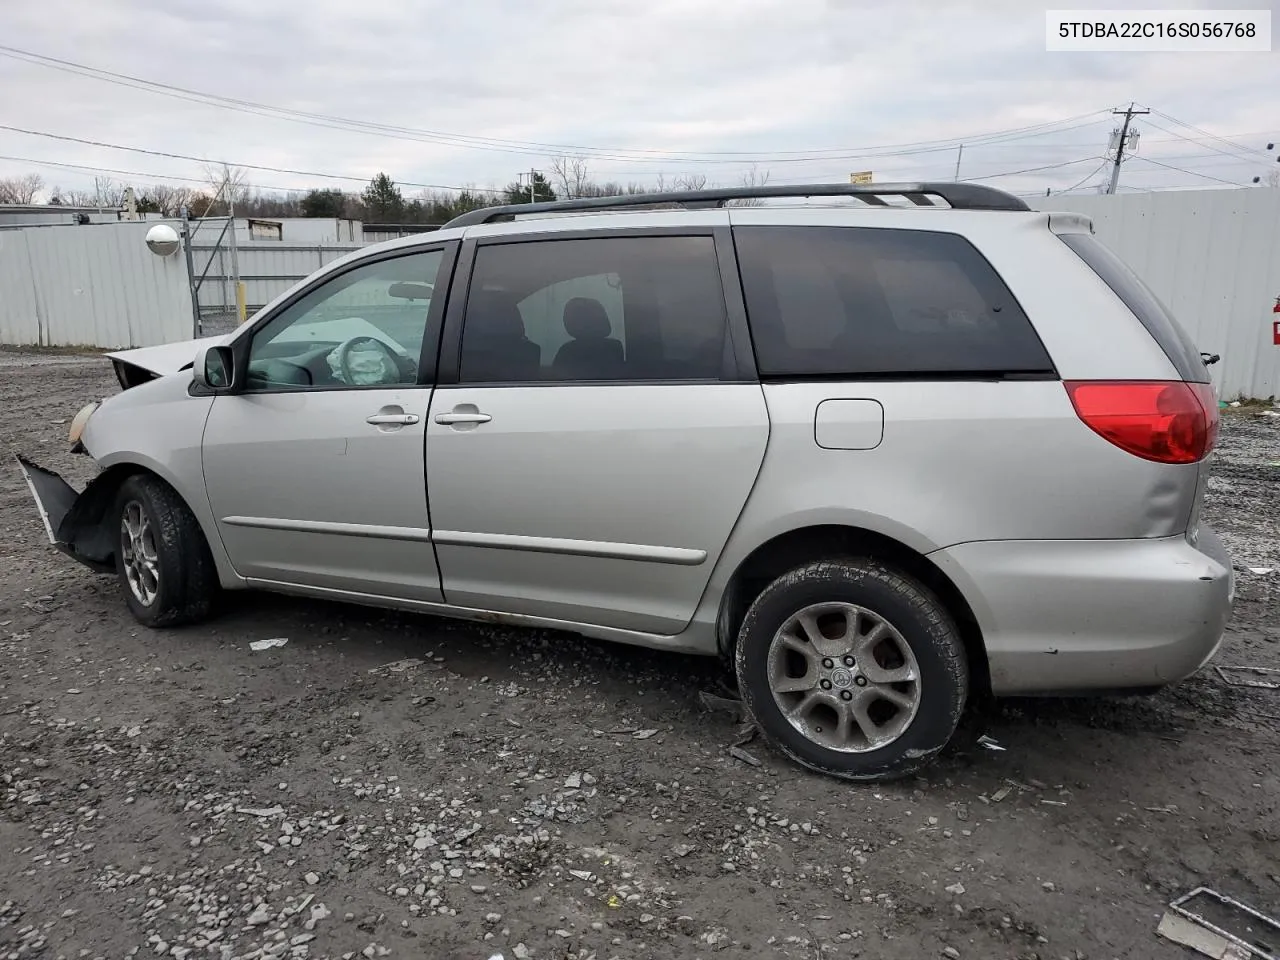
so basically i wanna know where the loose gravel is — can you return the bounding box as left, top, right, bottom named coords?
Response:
left=2, top=351, right=1277, bottom=960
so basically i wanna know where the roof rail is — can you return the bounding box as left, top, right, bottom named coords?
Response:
left=442, top=181, right=1030, bottom=228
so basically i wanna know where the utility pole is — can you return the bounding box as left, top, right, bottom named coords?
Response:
left=1107, top=102, right=1149, bottom=195
left=529, top=168, right=537, bottom=204
left=953, top=144, right=964, bottom=181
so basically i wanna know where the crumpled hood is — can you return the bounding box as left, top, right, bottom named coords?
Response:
left=105, top=333, right=233, bottom=388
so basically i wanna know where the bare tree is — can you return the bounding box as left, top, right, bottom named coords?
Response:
left=145, top=183, right=198, bottom=216
left=671, top=172, right=709, bottom=191
left=52, top=186, right=94, bottom=206
left=0, top=173, right=45, bottom=204
left=90, top=177, right=128, bottom=208
left=202, top=162, right=251, bottom=215
left=549, top=155, right=593, bottom=199
left=741, top=164, right=771, bottom=188
left=727, top=165, right=772, bottom=206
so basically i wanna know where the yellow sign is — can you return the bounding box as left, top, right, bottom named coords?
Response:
left=849, top=171, right=873, bottom=184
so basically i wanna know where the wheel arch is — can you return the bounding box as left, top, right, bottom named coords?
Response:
left=53, top=461, right=158, bottom=571
left=62, top=455, right=235, bottom=586
left=715, top=523, right=991, bottom=697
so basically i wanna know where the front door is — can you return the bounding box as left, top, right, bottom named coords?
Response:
left=202, top=246, right=451, bottom=601
left=426, top=232, right=769, bottom=634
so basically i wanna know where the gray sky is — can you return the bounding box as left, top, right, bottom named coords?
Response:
left=2, top=0, right=1278, bottom=201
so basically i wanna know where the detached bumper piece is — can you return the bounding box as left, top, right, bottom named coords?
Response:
left=14, top=455, right=116, bottom=573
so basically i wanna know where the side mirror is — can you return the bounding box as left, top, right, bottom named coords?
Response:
left=193, top=344, right=236, bottom=392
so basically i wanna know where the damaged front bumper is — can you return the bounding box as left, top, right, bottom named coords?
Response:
left=15, top=455, right=117, bottom=573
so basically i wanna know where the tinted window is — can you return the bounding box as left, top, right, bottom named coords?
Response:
left=1059, top=233, right=1208, bottom=383
left=734, top=226, right=1053, bottom=377
left=247, top=250, right=442, bottom=391
left=459, top=236, right=728, bottom=383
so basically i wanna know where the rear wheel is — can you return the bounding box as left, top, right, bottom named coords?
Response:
left=114, top=474, right=218, bottom=627
left=735, top=558, right=968, bottom=781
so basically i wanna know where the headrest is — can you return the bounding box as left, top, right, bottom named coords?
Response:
left=468, top=291, right=526, bottom=339
left=563, top=298, right=612, bottom=340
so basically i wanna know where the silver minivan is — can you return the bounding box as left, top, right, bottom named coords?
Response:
left=18, top=182, right=1234, bottom=781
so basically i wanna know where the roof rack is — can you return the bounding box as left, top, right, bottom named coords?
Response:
left=442, top=181, right=1030, bottom=228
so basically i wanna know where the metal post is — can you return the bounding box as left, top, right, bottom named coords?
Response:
left=181, top=208, right=202, bottom=338
left=228, top=187, right=243, bottom=324
left=218, top=241, right=230, bottom=331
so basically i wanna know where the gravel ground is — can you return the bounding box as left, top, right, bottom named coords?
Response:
left=2, top=350, right=1277, bottom=960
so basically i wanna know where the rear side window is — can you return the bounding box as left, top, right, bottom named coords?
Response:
left=459, top=236, right=728, bottom=383
left=734, top=226, right=1054, bottom=378
left=1059, top=233, right=1209, bottom=383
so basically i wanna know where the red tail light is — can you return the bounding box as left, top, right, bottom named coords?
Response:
left=1064, top=380, right=1218, bottom=464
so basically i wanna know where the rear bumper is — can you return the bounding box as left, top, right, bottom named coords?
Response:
left=930, top=529, right=1234, bottom=695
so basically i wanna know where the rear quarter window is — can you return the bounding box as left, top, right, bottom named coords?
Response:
left=733, top=226, right=1054, bottom=378
left=1058, top=233, right=1209, bottom=383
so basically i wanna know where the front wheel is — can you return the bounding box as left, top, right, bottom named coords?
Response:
left=735, top=558, right=968, bottom=781
left=113, top=474, right=218, bottom=628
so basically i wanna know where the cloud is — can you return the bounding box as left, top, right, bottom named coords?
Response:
left=1, top=0, right=1276, bottom=200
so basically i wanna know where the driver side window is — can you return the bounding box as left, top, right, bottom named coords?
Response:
left=246, top=249, right=444, bottom=392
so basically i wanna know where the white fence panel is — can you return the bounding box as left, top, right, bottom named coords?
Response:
left=191, top=242, right=364, bottom=318
left=0, top=230, right=41, bottom=345
left=1032, top=189, right=1280, bottom=398
left=0, top=221, right=194, bottom=348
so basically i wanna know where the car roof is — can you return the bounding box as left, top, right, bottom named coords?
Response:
left=350, top=181, right=1055, bottom=259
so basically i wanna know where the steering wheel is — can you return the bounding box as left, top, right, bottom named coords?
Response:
left=336, top=335, right=404, bottom=386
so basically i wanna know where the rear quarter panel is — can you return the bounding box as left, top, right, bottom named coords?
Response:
left=960, top=214, right=1180, bottom=382
left=711, top=380, right=1198, bottom=556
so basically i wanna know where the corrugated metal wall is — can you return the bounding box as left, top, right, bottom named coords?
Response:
left=0, top=221, right=366, bottom=347
left=0, top=228, right=41, bottom=344
left=1031, top=189, right=1280, bottom=399
left=190, top=242, right=364, bottom=335
left=0, top=221, right=194, bottom=348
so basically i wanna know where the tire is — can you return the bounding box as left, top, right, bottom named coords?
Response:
left=734, top=558, right=968, bottom=781
left=113, top=473, right=218, bottom=628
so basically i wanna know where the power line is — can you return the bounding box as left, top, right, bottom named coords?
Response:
left=1141, top=117, right=1262, bottom=167
left=0, top=125, right=506, bottom=193
left=1149, top=109, right=1272, bottom=162
left=0, top=44, right=1118, bottom=164
left=1, top=138, right=1255, bottom=203
left=3, top=41, right=1274, bottom=188
left=1130, top=155, right=1248, bottom=187
left=766, top=142, right=1279, bottom=186
left=1141, top=115, right=1277, bottom=179
left=1058, top=160, right=1112, bottom=194
left=1135, top=150, right=1270, bottom=166
left=961, top=156, right=1104, bottom=182
left=0, top=153, right=334, bottom=195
